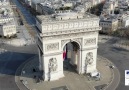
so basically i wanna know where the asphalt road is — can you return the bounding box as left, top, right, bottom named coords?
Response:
left=2, top=43, right=38, bottom=54
left=98, top=38, right=129, bottom=90
left=12, top=0, right=36, bottom=25
left=0, top=50, right=35, bottom=90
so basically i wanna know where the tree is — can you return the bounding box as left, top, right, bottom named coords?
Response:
left=89, top=2, right=104, bottom=16
left=114, top=10, right=120, bottom=14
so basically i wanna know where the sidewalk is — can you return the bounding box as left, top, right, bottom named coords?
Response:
left=15, top=55, right=118, bottom=90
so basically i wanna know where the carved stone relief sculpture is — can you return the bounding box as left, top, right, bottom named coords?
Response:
left=84, top=38, right=96, bottom=46
left=48, top=58, right=58, bottom=73
left=45, top=43, right=59, bottom=52
left=85, top=52, right=94, bottom=65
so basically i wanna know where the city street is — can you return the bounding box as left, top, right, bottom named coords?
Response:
left=12, top=0, right=36, bottom=25
left=98, top=38, right=129, bottom=90
left=0, top=51, right=35, bottom=90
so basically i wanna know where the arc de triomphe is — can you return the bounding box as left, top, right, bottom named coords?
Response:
left=36, top=12, right=101, bottom=81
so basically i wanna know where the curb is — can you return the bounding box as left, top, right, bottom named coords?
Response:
left=15, top=55, right=37, bottom=90
left=98, top=56, right=120, bottom=90
left=15, top=55, right=120, bottom=90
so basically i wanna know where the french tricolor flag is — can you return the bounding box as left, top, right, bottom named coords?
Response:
left=63, top=46, right=67, bottom=60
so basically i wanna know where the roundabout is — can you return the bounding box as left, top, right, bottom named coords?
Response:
left=15, top=55, right=120, bottom=90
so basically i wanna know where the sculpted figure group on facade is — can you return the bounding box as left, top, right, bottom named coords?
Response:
left=48, top=58, right=58, bottom=73
left=86, top=52, right=94, bottom=65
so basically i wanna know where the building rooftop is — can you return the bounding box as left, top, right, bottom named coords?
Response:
left=0, top=7, right=13, bottom=18
left=0, top=14, right=13, bottom=19
left=100, top=15, right=118, bottom=23
left=0, top=20, right=15, bottom=26
left=36, top=12, right=98, bottom=23
left=0, top=0, right=9, bottom=6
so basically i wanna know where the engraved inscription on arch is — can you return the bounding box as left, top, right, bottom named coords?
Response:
left=84, top=38, right=96, bottom=46
left=45, top=43, right=59, bottom=52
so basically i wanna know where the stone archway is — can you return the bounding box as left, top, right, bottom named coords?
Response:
left=63, top=41, right=80, bottom=73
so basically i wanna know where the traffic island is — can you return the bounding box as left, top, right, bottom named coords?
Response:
left=15, top=55, right=119, bottom=90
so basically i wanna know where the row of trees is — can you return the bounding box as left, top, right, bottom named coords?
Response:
left=88, top=2, right=105, bottom=16
left=113, top=28, right=129, bottom=39
left=100, top=28, right=129, bottom=39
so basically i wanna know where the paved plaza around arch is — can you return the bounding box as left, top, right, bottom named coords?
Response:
left=15, top=55, right=120, bottom=90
